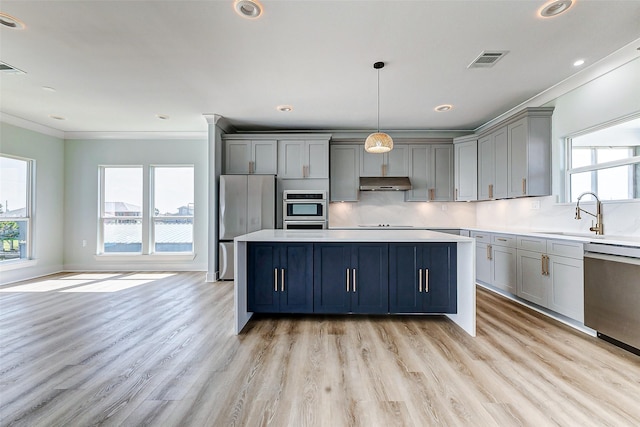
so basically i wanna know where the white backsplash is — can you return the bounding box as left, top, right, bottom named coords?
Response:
left=329, top=191, right=476, bottom=228
left=476, top=196, right=640, bottom=237
left=329, top=192, right=640, bottom=237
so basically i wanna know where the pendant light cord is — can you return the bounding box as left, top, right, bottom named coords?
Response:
left=376, top=67, right=380, bottom=133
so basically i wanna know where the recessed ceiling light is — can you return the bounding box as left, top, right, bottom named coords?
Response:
left=539, top=0, right=574, bottom=18
left=156, top=114, right=170, bottom=120
left=276, top=105, right=293, bottom=112
left=234, top=0, right=263, bottom=19
left=435, top=104, right=453, bottom=112
left=49, top=115, right=66, bottom=121
left=42, top=86, right=56, bottom=92
left=0, top=12, right=26, bottom=30
left=573, top=59, right=585, bottom=67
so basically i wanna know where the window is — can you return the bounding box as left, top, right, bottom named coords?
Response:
left=100, top=167, right=143, bottom=253
left=152, top=167, right=194, bottom=253
left=0, top=155, right=32, bottom=262
left=99, top=165, right=194, bottom=254
left=566, top=116, right=640, bottom=202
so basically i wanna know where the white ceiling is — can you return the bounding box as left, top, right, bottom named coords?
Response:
left=1, top=0, right=639, bottom=135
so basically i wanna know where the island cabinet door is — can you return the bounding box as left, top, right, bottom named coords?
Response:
left=279, top=244, right=313, bottom=313
left=247, top=243, right=280, bottom=312
left=421, top=244, right=457, bottom=313
left=313, top=244, right=353, bottom=313
left=350, top=244, right=389, bottom=314
left=389, top=244, right=422, bottom=313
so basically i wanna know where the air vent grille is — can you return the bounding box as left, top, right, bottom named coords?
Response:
left=0, top=61, right=26, bottom=74
left=468, top=51, right=508, bottom=68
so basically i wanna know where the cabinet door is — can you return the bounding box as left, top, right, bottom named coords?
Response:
left=225, top=140, right=251, bottom=174
left=386, top=145, right=409, bottom=177
left=492, top=245, right=517, bottom=294
left=279, top=244, right=313, bottom=313
left=422, top=244, right=456, bottom=313
left=406, top=145, right=429, bottom=201
left=431, top=144, right=453, bottom=201
left=454, top=140, right=477, bottom=201
left=247, top=243, right=280, bottom=312
left=360, top=148, right=385, bottom=176
left=313, top=244, right=352, bottom=313
left=548, top=255, right=584, bottom=321
left=351, top=244, right=389, bottom=314
left=476, top=242, right=493, bottom=285
left=306, top=140, right=329, bottom=179
left=330, top=145, right=359, bottom=202
left=478, top=135, right=493, bottom=200
left=252, top=140, right=277, bottom=174
left=389, top=244, right=421, bottom=312
left=516, top=249, right=547, bottom=306
left=507, top=118, right=528, bottom=198
left=277, top=140, right=305, bottom=179
left=493, top=127, right=508, bottom=199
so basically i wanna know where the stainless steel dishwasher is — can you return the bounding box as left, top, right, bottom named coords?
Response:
left=584, top=242, right=640, bottom=353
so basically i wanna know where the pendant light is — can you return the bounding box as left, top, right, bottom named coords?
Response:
left=365, top=61, right=393, bottom=154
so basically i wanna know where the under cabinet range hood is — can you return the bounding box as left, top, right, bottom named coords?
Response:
left=359, top=176, right=412, bottom=191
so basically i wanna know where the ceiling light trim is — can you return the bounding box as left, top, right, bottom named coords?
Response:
left=435, top=104, right=454, bottom=112
left=0, top=12, right=26, bottom=30
left=539, top=0, right=574, bottom=18
left=234, top=0, right=263, bottom=19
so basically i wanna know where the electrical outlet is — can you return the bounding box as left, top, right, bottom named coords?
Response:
left=530, top=200, right=540, bottom=210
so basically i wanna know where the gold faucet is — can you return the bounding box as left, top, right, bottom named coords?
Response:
left=575, top=192, right=604, bottom=235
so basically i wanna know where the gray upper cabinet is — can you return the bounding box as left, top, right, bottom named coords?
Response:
left=507, top=112, right=552, bottom=198
left=478, top=126, right=508, bottom=200
left=360, top=144, right=409, bottom=177
left=330, top=144, right=360, bottom=202
left=278, top=139, right=329, bottom=179
left=406, top=144, right=453, bottom=202
left=453, top=136, right=477, bottom=201
left=476, top=107, right=553, bottom=200
left=223, top=138, right=277, bottom=175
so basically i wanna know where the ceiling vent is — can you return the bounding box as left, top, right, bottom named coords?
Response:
left=467, top=51, right=508, bottom=69
left=0, top=61, right=26, bottom=74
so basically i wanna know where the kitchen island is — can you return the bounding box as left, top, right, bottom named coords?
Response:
left=234, top=229, right=476, bottom=336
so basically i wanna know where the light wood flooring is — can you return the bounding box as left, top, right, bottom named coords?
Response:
left=1, top=271, right=639, bottom=426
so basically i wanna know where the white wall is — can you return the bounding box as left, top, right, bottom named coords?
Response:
left=0, top=122, right=65, bottom=284
left=63, top=137, right=209, bottom=271
left=477, top=58, right=640, bottom=236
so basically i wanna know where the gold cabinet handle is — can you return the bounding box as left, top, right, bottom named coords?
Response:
left=353, top=269, right=356, bottom=293
left=455, top=188, right=458, bottom=201
left=346, top=268, right=350, bottom=292
left=381, top=164, right=387, bottom=177
left=487, top=244, right=492, bottom=260
left=419, top=269, right=423, bottom=293
left=522, top=178, right=526, bottom=195
left=497, top=238, right=507, bottom=242
left=541, top=255, right=545, bottom=276
left=424, top=269, right=429, bottom=292
left=545, top=255, right=550, bottom=276
left=249, top=161, right=254, bottom=174
left=281, top=268, right=285, bottom=291
left=274, top=268, right=278, bottom=292
left=429, top=188, right=435, bottom=201
left=489, top=184, right=494, bottom=199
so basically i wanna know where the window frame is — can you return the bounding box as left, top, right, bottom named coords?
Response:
left=98, top=164, right=195, bottom=256
left=565, top=114, right=640, bottom=203
left=0, top=154, right=34, bottom=265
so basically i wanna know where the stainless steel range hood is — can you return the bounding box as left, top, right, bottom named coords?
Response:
left=359, top=176, right=412, bottom=191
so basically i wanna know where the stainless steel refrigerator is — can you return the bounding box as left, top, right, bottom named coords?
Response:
left=219, top=174, right=276, bottom=280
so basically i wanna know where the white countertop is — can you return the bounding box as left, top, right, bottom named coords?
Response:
left=464, top=227, right=640, bottom=248
left=235, top=229, right=473, bottom=243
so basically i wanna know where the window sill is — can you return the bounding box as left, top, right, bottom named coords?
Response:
left=93, top=253, right=196, bottom=262
left=0, top=259, right=38, bottom=272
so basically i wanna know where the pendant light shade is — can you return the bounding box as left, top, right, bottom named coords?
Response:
left=365, top=61, right=393, bottom=154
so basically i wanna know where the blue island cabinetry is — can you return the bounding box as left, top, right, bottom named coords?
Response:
left=247, top=243, right=314, bottom=313
left=247, top=242, right=455, bottom=315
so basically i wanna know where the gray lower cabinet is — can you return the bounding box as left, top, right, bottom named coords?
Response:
left=330, top=144, right=360, bottom=202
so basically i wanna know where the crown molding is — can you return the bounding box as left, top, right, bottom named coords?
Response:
left=0, top=112, right=65, bottom=139
left=64, top=131, right=207, bottom=140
